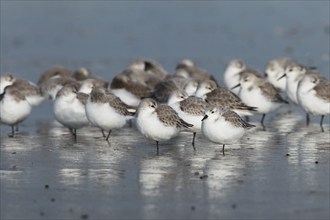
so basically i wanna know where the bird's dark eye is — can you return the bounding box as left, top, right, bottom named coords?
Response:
left=150, top=104, right=155, bottom=108
left=211, top=111, right=214, bottom=114
left=289, top=68, right=293, bottom=72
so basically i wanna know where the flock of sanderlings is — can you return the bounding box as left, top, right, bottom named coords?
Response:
left=0, top=58, right=329, bottom=155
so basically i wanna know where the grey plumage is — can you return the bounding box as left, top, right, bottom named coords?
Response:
left=156, top=104, right=193, bottom=128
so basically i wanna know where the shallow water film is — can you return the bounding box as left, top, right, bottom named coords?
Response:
left=1, top=1, right=329, bottom=219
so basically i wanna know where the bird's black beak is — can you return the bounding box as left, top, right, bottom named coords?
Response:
left=201, top=115, right=208, bottom=121
left=231, top=83, right=241, bottom=90
left=277, top=73, right=286, bottom=80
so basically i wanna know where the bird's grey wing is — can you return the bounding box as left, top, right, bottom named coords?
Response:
left=259, top=82, right=288, bottom=103
left=314, top=80, right=330, bottom=102
left=156, top=104, right=192, bottom=128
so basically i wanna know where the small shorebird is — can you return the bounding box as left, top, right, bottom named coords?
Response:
left=128, top=58, right=168, bottom=80
left=167, top=89, right=189, bottom=106
left=136, top=98, right=193, bottom=154
left=169, top=94, right=207, bottom=149
left=13, top=79, right=44, bottom=107
left=175, top=59, right=218, bottom=83
left=1, top=74, right=44, bottom=132
left=278, top=62, right=307, bottom=105
left=201, top=107, right=255, bottom=155
left=223, top=59, right=246, bottom=95
left=72, top=67, right=92, bottom=81
left=37, top=66, right=73, bottom=86
left=149, top=79, right=186, bottom=103
left=264, top=57, right=292, bottom=91
left=110, top=71, right=152, bottom=107
left=40, top=77, right=79, bottom=100
left=182, top=78, right=199, bottom=96
left=297, top=72, right=330, bottom=131
left=85, top=87, right=135, bottom=141
left=78, top=78, right=109, bottom=94
left=0, top=85, right=32, bottom=137
left=53, top=84, right=90, bottom=140
left=0, top=74, right=16, bottom=94
left=233, top=71, right=288, bottom=128
left=196, top=80, right=258, bottom=117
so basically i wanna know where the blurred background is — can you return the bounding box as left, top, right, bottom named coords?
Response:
left=1, top=1, right=329, bottom=84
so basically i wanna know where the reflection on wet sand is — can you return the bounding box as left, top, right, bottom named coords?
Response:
left=58, top=168, right=124, bottom=187
left=1, top=110, right=329, bottom=219
left=139, top=156, right=176, bottom=197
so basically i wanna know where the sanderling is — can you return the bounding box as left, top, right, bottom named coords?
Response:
left=0, top=85, right=32, bottom=137
left=86, top=87, right=135, bottom=141
left=13, top=79, right=44, bottom=107
left=37, top=66, right=72, bottom=86
left=264, top=57, right=293, bottom=91
left=0, top=74, right=16, bottom=94
left=123, top=65, right=163, bottom=90
left=195, top=79, right=218, bottom=98
left=111, top=72, right=152, bottom=107
left=196, top=80, right=257, bottom=116
left=149, top=79, right=181, bottom=103
left=233, top=71, right=288, bottom=128
left=170, top=95, right=207, bottom=148
left=166, top=76, right=200, bottom=97
left=78, top=78, right=109, bottom=94
left=201, top=107, right=255, bottom=155
left=1, top=74, right=43, bottom=132
left=53, top=83, right=90, bottom=140
left=40, top=77, right=80, bottom=100
left=167, top=89, right=189, bottom=106
left=72, top=67, right=92, bottom=81
left=223, top=59, right=246, bottom=94
left=128, top=58, right=167, bottom=80
left=297, top=72, right=330, bottom=131
left=183, top=78, right=199, bottom=96
left=278, top=62, right=307, bottom=105
left=175, top=59, right=217, bottom=83
left=136, top=98, right=193, bottom=154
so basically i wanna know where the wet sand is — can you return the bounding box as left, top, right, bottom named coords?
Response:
left=1, top=109, right=329, bottom=219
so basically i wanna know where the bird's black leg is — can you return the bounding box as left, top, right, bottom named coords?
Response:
left=69, top=128, right=74, bottom=135
left=320, top=115, right=324, bottom=132
left=222, top=144, right=225, bottom=156
left=101, top=129, right=106, bottom=138
left=261, top=114, right=266, bottom=131
left=192, top=132, right=196, bottom=151
left=9, top=125, right=15, bottom=137
left=106, top=130, right=112, bottom=141
left=306, top=113, right=310, bottom=126
left=15, top=124, right=19, bottom=132
left=72, top=128, right=77, bottom=142
left=156, top=141, right=159, bottom=155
